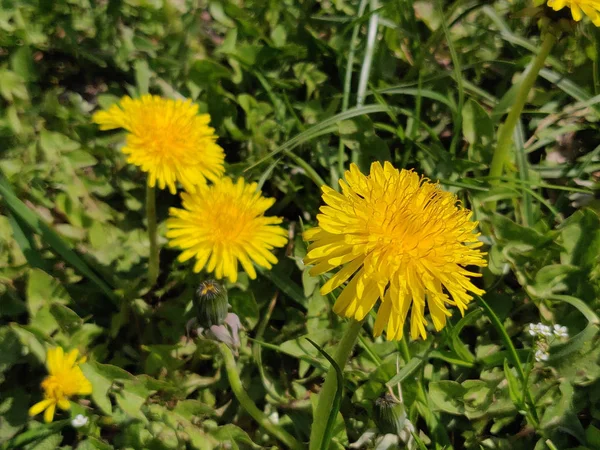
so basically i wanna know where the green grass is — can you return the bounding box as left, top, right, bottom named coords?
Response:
left=1, top=1, right=600, bottom=449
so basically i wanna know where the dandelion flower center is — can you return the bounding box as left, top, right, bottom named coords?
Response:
left=304, top=162, right=487, bottom=340
left=167, top=177, right=288, bottom=282
left=93, top=95, right=225, bottom=194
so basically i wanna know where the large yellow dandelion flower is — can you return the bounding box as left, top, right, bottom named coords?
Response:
left=93, top=95, right=225, bottom=194
left=167, top=177, right=288, bottom=282
left=546, top=0, right=600, bottom=25
left=304, top=162, right=487, bottom=340
left=29, top=347, right=92, bottom=423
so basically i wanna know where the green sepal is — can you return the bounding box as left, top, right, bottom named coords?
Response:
left=373, top=393, right=406, bottom=436
left=194, top=280, right=229, bottom=327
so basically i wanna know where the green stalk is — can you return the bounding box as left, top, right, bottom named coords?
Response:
left=218, top=343, right=304, bottom=450
left=309, top=319, right=363, bottom=450
left=146, top=182, right=159, bottom=287
left=488, top=32, right=556, bottom=209
left=476, top=295, right=539, bottom=425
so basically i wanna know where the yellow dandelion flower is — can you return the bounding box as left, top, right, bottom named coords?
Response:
left=29, top=347, right=92, bottom=423
left=303, top=162, right=487, bottom=341
left=546, top=0, right=600, bottom=25
left=166, top=177, right=288, bottom=282
left=93, top=95, right=225, bottom=194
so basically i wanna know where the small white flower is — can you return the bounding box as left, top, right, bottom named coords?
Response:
left=553, top=324, right=569, bottom=339
left=527, top=323, right=538, bottom=336
left=539, top=324, right=552, bottom=337
left=535, top=349, right=549, bottom=362
left=71, top=414, right=88, bottom=428
left=268, top=410, right=279, bottom=424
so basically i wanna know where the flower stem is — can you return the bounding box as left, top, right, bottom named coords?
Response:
left=309, top=319, right=363, bottom=450
left=217, top=343, right=304, bottom=450
left=476, top=295, right=539, bottom=426
left=487, top=32, right=556, bottom=210
left=146, top=182, right=159, bottom=287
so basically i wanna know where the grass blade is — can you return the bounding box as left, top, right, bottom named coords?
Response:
left=245, top=104, right=390, bottom=171
left=7, top=212, right=49, bottom=271
left=0, top=172, right=118, bottom=304
left=437, top=0, right=463, bottom=156
left=376, top=87, right=457, bottom=113
left=514, top=120, right=534, bottom=226
left=476, top=294, right=539, bottom=425
left=306, top=338, right=344, bottom=450
left=336, top=0, right=369, bottom=181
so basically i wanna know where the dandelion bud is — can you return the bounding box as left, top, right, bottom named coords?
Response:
left=373, top=393, right=407, bottom=436
left=194, top=280, right=229, bottom=327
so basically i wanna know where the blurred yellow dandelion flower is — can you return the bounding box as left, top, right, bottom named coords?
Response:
left=29, top=347, right=92, bottom=423
left=93, top=95, right=225, bottom=194
left=304, top=162, right=487, bottom=340
left=546, top=0, right=600, bottom=25
left=167, top=177, right=288, bottom=282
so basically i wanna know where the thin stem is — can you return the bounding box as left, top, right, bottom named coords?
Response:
left=218, top=343, right=304, bottom=450
left=309, top=319, right=363, bottom=450
left=336, top=0, right=369, bottom=185
left=146, top=182, right=159, bottom=287
left=476, top=295, right=539, bottom=425
left=283, top=150, right=327, bottom=188
left=488, top=32, right=557, bottom=210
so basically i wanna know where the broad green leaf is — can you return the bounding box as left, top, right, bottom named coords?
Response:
left=81, top=361, right=135, bottom=415
left=503, top=360, right=524, bottom=409
left=558, top=209, right=600, bottom=268
left=49, top=304, right=82, bottom=335
left=115, top=379, right=152, bottom=422
left=428, top=381, right=467, bottom=415
left=229, top=289, right=259, bottom=330
left=173, top=400, right=213, bottom=420
left=26, top=269, right=70, bottom=315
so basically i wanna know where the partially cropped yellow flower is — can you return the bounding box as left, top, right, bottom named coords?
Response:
left=29, top=347, right=92, bottom=423
left=167, top=177, right=288, bottom=282
left=304, top=162, right=487, bottom=340
left=93, top=95, right=225, bottom=194
left=546, top=0, right=600, bottom=25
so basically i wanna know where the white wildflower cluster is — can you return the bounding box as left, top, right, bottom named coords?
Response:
left=526, top=322, right=569, bottom=363
left=527, top=323, right=552, bottom=337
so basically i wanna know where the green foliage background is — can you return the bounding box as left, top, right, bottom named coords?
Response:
left=1, top=0, right=600, bottom=449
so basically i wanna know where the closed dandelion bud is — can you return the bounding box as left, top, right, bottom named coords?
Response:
left=373, top=393, right=406, bottom=436
left=195, top=280, right=229, bottom=327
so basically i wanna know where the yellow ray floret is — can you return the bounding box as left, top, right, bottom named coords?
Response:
left=166, top=177, right=288, bottom=282
left=546, top=0, right=600, bottom=25
left=29, top=347, right=92, bottom=423
left=93, top=95, right=225, bottom=194
left=303, top=162, right=487, bottom=341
